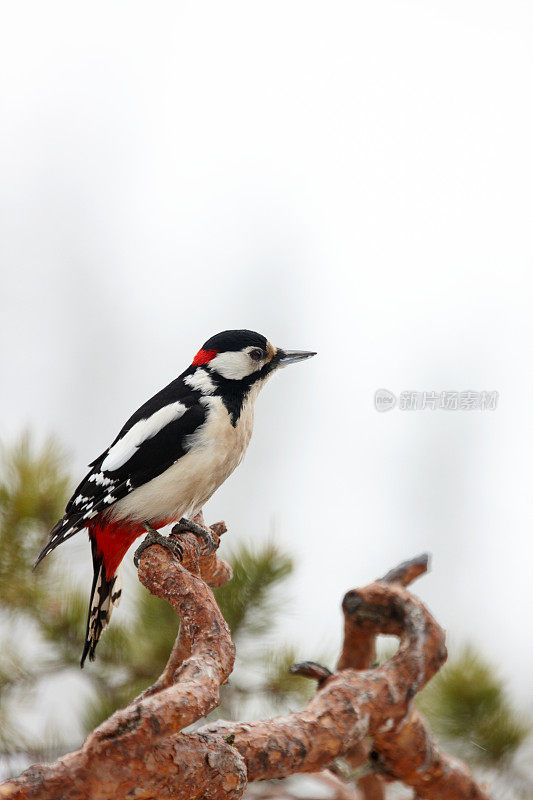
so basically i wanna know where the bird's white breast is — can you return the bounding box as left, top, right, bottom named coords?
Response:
left=109, top=387, right=261, bottom=525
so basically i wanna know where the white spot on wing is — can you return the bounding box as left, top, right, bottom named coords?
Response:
left=88, top=472, right=114, bottom=487
left=101, top=401, right=188, bottom=471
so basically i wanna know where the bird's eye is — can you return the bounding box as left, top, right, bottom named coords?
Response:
left=249, top=348, right=263, bottom=362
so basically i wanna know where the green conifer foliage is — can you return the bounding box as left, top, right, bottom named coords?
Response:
left=418, top=646, right=529, bottom=764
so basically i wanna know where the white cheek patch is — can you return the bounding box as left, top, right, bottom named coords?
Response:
left=101, top=401, right=187, bottom=471
left=208, top=351, right=257, bottom=380
left=184, top=368, right=216, bottom=394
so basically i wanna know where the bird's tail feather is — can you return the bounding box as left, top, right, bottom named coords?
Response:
left=34, top=514, right=85, bottom=569
left=80, top=538, right=122, bottom=667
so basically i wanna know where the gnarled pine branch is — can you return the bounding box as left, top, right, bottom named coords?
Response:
left=1, top=519, right=491, bottom=800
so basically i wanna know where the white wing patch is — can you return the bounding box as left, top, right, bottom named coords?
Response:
left=101, top=401, right=187, bottom=472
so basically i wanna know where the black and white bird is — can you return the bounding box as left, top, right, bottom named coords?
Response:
left=35, top=330, right=315, bottom=666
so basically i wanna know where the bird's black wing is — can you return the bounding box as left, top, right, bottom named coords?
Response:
left=35, top=373, right=206, bottom=566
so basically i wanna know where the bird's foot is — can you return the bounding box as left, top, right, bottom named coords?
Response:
left=173, top=517, right=216, bottom=556
left=133, top=523, right=184, bottom=568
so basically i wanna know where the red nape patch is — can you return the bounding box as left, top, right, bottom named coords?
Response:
left=192, top=348, right=218, bottom=366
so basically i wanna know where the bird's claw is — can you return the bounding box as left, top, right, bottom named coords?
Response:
left=133, top=527, right=184, bottom=568
left=174, top=517, right=216, bottom=556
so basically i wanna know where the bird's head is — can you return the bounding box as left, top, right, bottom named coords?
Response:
left=190, top=329, right=316, bottom=388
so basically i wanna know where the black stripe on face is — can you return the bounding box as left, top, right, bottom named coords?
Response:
left=210, top=353, right=281, bottom=425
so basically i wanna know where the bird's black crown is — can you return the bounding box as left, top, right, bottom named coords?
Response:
left=201, top=329, right=268, bottom=353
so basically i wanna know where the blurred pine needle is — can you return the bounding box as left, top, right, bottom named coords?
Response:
left=418, top=645, right=530, bottom=764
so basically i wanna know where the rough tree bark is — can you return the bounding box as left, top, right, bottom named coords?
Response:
left=0, top=515, right=491, bottom=800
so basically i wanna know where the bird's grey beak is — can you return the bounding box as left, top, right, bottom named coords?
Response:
left=277, top=349, right=317, bottom=367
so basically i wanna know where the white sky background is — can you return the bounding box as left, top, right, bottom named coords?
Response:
left=1, top=0, right=532, bottom=737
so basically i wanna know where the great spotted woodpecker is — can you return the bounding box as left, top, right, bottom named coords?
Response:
left=35, top=330, right=316, bottom=666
